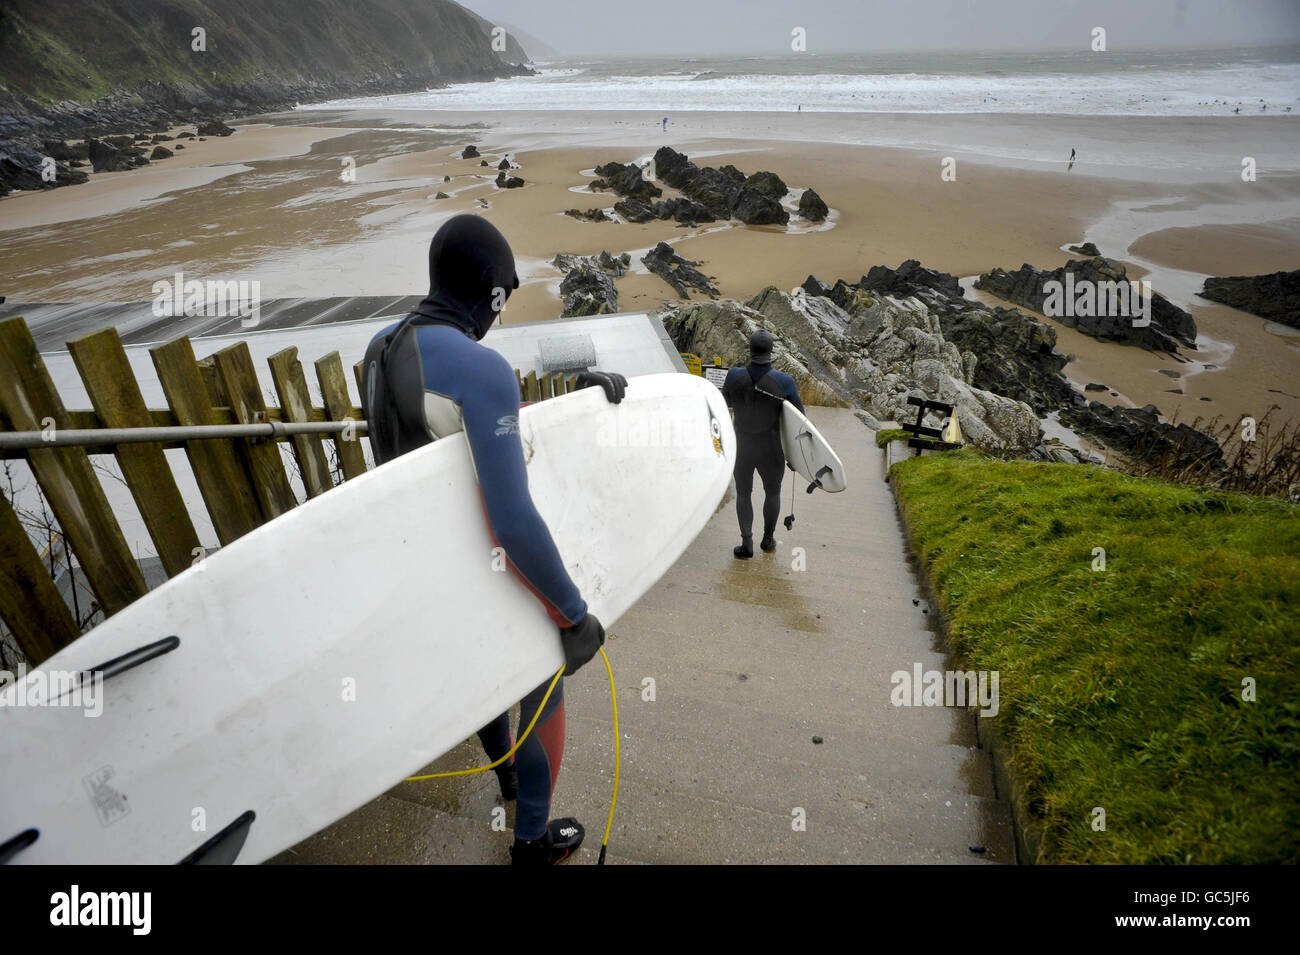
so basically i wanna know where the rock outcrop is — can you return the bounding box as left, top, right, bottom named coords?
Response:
left=659, top=285, right=1042, bottom=453
left=798, top=188, right=829, bottom=222
left=590, top=161, right=662, bottom=202
left=647, top=146, right=795, bottom=226
left=565, top=208, right=613, bottom=222
left=976, top=257, right=1197, bottom=352
left=641, top=242, right=719, bottom=299
left=196, top=120, right=235, bottom=137
left=1199, top=270, right=1300, bottom=329
left=552, top=251, right=630, bottom=316
left=819, top=259, right=1227, bottom=466
left=1059, top=402, right=1224, bottom=471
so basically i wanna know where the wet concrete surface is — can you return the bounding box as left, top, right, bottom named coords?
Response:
left=272, top=407, right=1014, bottom=865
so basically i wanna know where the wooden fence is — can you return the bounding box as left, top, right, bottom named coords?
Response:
left=0, top=315, right=581, bottom=667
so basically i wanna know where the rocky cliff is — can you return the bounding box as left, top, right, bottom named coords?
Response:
left=0, top=0, right=531, bottom=190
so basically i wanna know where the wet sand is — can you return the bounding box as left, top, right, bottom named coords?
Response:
left=1, top=108, right=1297, bottom=427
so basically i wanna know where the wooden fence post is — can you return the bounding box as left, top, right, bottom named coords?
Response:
left=315, top=352, right=367, bottom=480
left=0, top=493, right=81, bottom=663
left=0, top=318, right=146, bottom=615
left=150, top=336, right=264, bottom=545
left=213, top=342, right=298, bottom=519
left=268, top=347, right=332, bottom=498
left=67, top=327, right=200, bottom=579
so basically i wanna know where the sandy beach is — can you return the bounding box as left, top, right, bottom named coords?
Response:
left=2, top=107, right=1298, bottom=428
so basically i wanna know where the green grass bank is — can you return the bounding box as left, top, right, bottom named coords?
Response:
left=889, top=451, right=1299, bottom=863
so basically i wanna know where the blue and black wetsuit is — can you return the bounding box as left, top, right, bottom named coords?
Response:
left=363, top=215, right=580, bottom=842
left=722, top=362, right=804, bottom=544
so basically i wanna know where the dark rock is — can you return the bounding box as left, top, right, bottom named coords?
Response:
left=1084, top=382, right=1108, bottom=392
left=642, top=242, right=719, bottom=299
left=150, top=145, right=173, bottom=159
left=175, top=143, right=185, bottom=149
left=861, top=259, right=962, bottom=300
left=196, top=120, right=235, bottom=137
left=732, top=186, right=789, bottom=225
left=41, top=139, right=82, bottom=161
left=1068, top=242, right=1100, bottom=256
left=480, top=159, right=490, bottom=166
left=552, top=251, right=630, bottom=277
left=852, top=260, right=1079, bottom=415
left=435, top=191, right=450, bottom=199
left=651, top=196, right=715, bottom=225
left=1199, top=270, right=1300, bottom=329
left=801, top=275, right=833, bottom=297
left=498, top=158, right=510, bottom=170
left=613, top=198, right=656, bottom=223
left=742, top=170, right=787, bottom=200
left=798, top=187, right=829, bottom=222
left=176, top=132, right=195, bottom=140
left=652, top=146, right=696, bottom=187
left=559, top=264, right=619, bottom=316
left=444, top=175, right=451, bottom=182
left=87, top=138, right=133, bottom=172
left=503, top=176, right=524, bottom=188
left=564, top=207, right=613, bottom=223
left=942, top=306, right=1079, bottom=415
left=975, top=257, right=1197, bottom=351
left=718, top=164, right=746, bottom=183
left=681, top=166, right=742, bottom=219
left=151, top=134, right=173, bottom=143
left=1060, top=401, right=1224, bottom=471
left=462, top=145, right=480, bottom=158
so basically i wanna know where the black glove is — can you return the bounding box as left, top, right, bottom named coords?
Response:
left=560, top=613, right=606, bottom=674
left=575, top=371, right=627, bottom=404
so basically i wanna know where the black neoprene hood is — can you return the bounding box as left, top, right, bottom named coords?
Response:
left=412, top=214, right=520, bottom=339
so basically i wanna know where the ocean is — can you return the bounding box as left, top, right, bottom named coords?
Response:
left=303, top=46, right=1300, bottom=116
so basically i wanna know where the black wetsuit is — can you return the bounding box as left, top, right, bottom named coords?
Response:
left=722, top=363, right=804, bottom=542
left=362, top=215, right=575, bottom=841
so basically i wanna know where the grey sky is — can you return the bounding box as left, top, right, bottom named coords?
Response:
left=465, top=0, right=1300, bottom=56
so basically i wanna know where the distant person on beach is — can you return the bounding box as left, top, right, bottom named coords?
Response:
left=1069, top=147, right=1076, bottom=161
left=722, top=329, right=804, bottom=559
left=662, top=117, right=668, bottom=131
left=362, top=214, right=626, bottom=865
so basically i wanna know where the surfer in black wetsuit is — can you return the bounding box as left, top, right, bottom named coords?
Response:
left=721, top=329, right=804, bottom=558
left=362, top=214, right=627, bottom=865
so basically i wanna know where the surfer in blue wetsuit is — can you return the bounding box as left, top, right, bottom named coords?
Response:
left=362, top=214, right=627, bottom=865
left=722, top=329, right=804, bottom=559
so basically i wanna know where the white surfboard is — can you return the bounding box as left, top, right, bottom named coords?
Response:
left=0, top=373, right=735, bottom=865
left=780, top=402, right=847, bottom=493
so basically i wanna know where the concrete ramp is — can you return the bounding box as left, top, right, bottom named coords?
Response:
left=272, top=407, right=1014, bottom=865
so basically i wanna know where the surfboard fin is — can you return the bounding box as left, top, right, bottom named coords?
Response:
left=178, top=810, right=256, bottom=865
left=0, top=828, right=39, bottom=864
left=806, top=465, right=833, bottom=494
left=43, top=636, right=181, bottom=705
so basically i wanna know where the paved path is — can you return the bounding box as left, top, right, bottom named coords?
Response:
left=272, top=407, right=1013, bottom=865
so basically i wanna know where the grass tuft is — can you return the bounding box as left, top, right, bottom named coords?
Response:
left=890, top=450, right=1300, bottom=863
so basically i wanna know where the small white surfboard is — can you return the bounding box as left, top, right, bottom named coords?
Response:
left=0, top=373, right=735, bottom=865
left=780, top=402, right=847, bottom=494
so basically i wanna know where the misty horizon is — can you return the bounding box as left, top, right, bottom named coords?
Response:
left=469, top=0, right=1300, bottom=58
